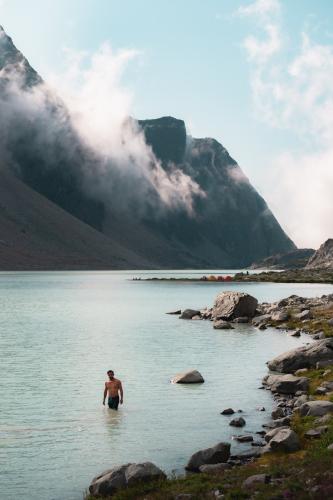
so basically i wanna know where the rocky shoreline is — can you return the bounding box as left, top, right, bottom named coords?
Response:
left=87, top=291, right=333, bottom=499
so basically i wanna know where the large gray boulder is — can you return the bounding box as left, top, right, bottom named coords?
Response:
left=263, top=374, right=309, bottom=394
left=266, top=428, right=300, bottom=453
left=180, top=309, right=200, bottom=319
left=267, top=338, right=333, bottom=373
left=298, top=400, right=333, bottom=417
left=89, top=462, right=166, bottom=497
left=171, top=370, right=204, bottom=384
left=212, top=292, right=258, bottom=321
left=186, top=442, right=231, bottom=471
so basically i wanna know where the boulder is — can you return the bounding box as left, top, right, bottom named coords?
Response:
left=212, top=292, right=258, bottom=321
left=221, top=408, right=234, bottom=415
left=327, top=443, right=333, bottom=451
left=234, top=435, right=253, bottom=442
left=125, top=462, right=166, bottom=487
left=166, top=310, right=181, bottom=315
left=233, top=316, right=249, bottom=323
left=271, top=407, right=285, bottom=420
left=264, top=426, right=290, bottom=443
left=242, top=474, right=270, bottom=489
left=263, top=374, right=309, bottom=394
left=299, top=400, right=333, bottom=417
left=268, top=428, right=300, bottom=453
left=179, top=309, right=201, bottom=319
left=186, top=442, right=231, bottom=471
left=316, top=359, right=333, bottom=369
left=290, top=330, right=301, bottom=337
left=213, top=320, right=234, bottom=330
left=272, top=311, right=290, bottom=322
left=171, top=370, right=204, bottom=384
left=294, top=309, right=312, bottom=321
left=229, top=417, right=246, bottom=427
left=89, top=462, right=166, bottom=497
left=267, top=338, right=333, bottom=373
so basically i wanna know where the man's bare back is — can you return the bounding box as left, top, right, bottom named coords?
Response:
left=103, top=370, right=123, bottom=410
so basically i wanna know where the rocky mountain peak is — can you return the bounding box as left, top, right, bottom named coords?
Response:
left=306, top=239, right=333, bottom=270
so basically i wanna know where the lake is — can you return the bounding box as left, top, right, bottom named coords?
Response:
left=1, top=270, right=332, bottom=500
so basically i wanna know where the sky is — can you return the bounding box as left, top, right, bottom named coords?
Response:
left=1, top=0, right=333, bottom=248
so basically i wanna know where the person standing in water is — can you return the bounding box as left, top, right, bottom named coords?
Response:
left=103, top=370, right=123, bottom=410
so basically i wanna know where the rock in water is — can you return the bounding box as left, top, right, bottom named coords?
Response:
left=171, top=370, right=204, bottom=384
left=262, top=374, right=309, bottom=394
left=212, top=292, right=258, bottom=321
left=89, top=462, right=166, bottom=496
left=179, top=309, right=201, bottom=319
left=213, top=320, right=234, bottom=329
left=267, top=338, right=333, bottom=373
left=229, top=417, right=246, bottom=427
left=186, top=442, right=231, bottom=471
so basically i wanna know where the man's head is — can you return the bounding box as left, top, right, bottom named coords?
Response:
left=107, top=370, right=114, bottom=380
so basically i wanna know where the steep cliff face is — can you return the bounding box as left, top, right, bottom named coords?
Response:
left=306, top=239, right=333, bottom=270
left=0, top=26, right=296, bottom=269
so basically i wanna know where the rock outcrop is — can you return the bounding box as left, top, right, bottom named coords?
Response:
left=263, top=374, right=309, bottom=394
left=306, top=239, right=333, bottom=270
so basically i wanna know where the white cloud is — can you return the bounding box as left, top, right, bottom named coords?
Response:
left=237, top=0, right=280, bottom=20
left=238, top=0, right=333, bottom=248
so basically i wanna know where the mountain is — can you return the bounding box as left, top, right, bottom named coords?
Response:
left=250, top=248, right=315, bottom=270
left=0, top=26, right=296, bottom=269
left=305, top=239, right=333, bottom=270
left=0, top=168, right=148, bottom=270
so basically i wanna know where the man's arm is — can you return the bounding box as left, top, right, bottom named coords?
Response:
left=103, top=383, right=108, bottom=405
left=119, top=381, right=123, bottom=404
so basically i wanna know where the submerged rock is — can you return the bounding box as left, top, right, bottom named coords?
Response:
left=221, top=408, right=235, bottom=415
left=186, top=442, right=231, bottom=471
left=229, top=417, right=246, bottom=427
left=213, top=320, right=234, bottom=330
left=171, top=370, right=204, bottom=384
left=212, top=292, right=258, bottom=321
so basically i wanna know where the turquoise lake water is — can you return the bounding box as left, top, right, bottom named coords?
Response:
left=1, top=270, right=332, bottom=500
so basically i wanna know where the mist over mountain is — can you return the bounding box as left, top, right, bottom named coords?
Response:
left=0, top=26, right=295, bottom=269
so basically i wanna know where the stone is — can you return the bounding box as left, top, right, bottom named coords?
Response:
left=258, top=323, right=267, bottom=330
left=295, top=368, right=308, bottom=375
left=294, top=395, right=309, bottom=408
left=242, top=474, right=270, bottom=489
left=316, top=359, right=333, bottom=369
left=267, top=338, right=333, bottom=373
left=171, top=370, right=204, bottom=384
left=89, top=462, right=166, bottom=497
left=269, top=416, right=291, bottom=428
left=305, top=429, right=321, bottom=439
left=299, top=400, right=333, bottom=417
left=313, top=331, right=325, bottom=340
left=271, top=407, right=285, bottom=420
left=328, top=319, right=333, bottom=326
left=179, top=309, right=200, bottom=320
left=213, top=320, right=234, bottom=330
left=267, top=428, right=300, bottom=453
left=167, top=310, right=181, bottom=315
left=315, top=387, right=328, bottom=395
left=252, top=314, right=271, bottom=326
left=327, top=444, right=333, bottom=451
left=212, top=292, right=258, bottom=321
left=221, top=408, right=234, bottom=415
left=234, top=435, right=253, bottom=443
left=323, top=381, right=333, bottom=391
left=185, top=442, right=231, bottom=471
left=263, top=374, right=309, bottom=394
left=229, top=417, right=246, bottom=427
left=198, top=463, right=231, bottom=473
left=257, top=407, right=266, bottom=411
left=272, top=311, right=290, bottom=322
left=264, top=426, right=290, bottom=443
left=290, top=330, right=301, bottom=337
left=294, top=309, right=312, bottom=320
left=233, top=316, right=249, bottom=323
left=314, top=414, right=332, bottom=425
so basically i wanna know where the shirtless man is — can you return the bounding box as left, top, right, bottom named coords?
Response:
left=103, top=370, right=123, bottom=410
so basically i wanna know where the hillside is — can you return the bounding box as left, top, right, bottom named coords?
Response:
left=0, top=168, right=148, bottom=270
left=306, top=239, right=333, bottom=270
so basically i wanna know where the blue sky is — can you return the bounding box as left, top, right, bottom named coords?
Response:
left=1, top=0, right=333, bottom=247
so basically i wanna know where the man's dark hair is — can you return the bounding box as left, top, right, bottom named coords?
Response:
left=107, top=370, right=114, bottom=374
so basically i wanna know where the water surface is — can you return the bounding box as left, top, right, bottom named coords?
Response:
left=0, top=271, right=332, bottom=500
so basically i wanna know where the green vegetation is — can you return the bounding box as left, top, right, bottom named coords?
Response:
left=268, top=303, right=333, bottom=338
left=234, top=269, right=333, bottom=284
left=87, top=367, right=333, bottom=499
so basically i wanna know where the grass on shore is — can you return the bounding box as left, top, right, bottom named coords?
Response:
left=87, top=367, right=333, bottom=500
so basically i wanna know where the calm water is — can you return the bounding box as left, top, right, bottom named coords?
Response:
left=1, top=271, right=332, bottom=500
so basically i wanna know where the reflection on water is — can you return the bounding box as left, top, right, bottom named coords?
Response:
left=0, top=271, right=332, bottom=500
